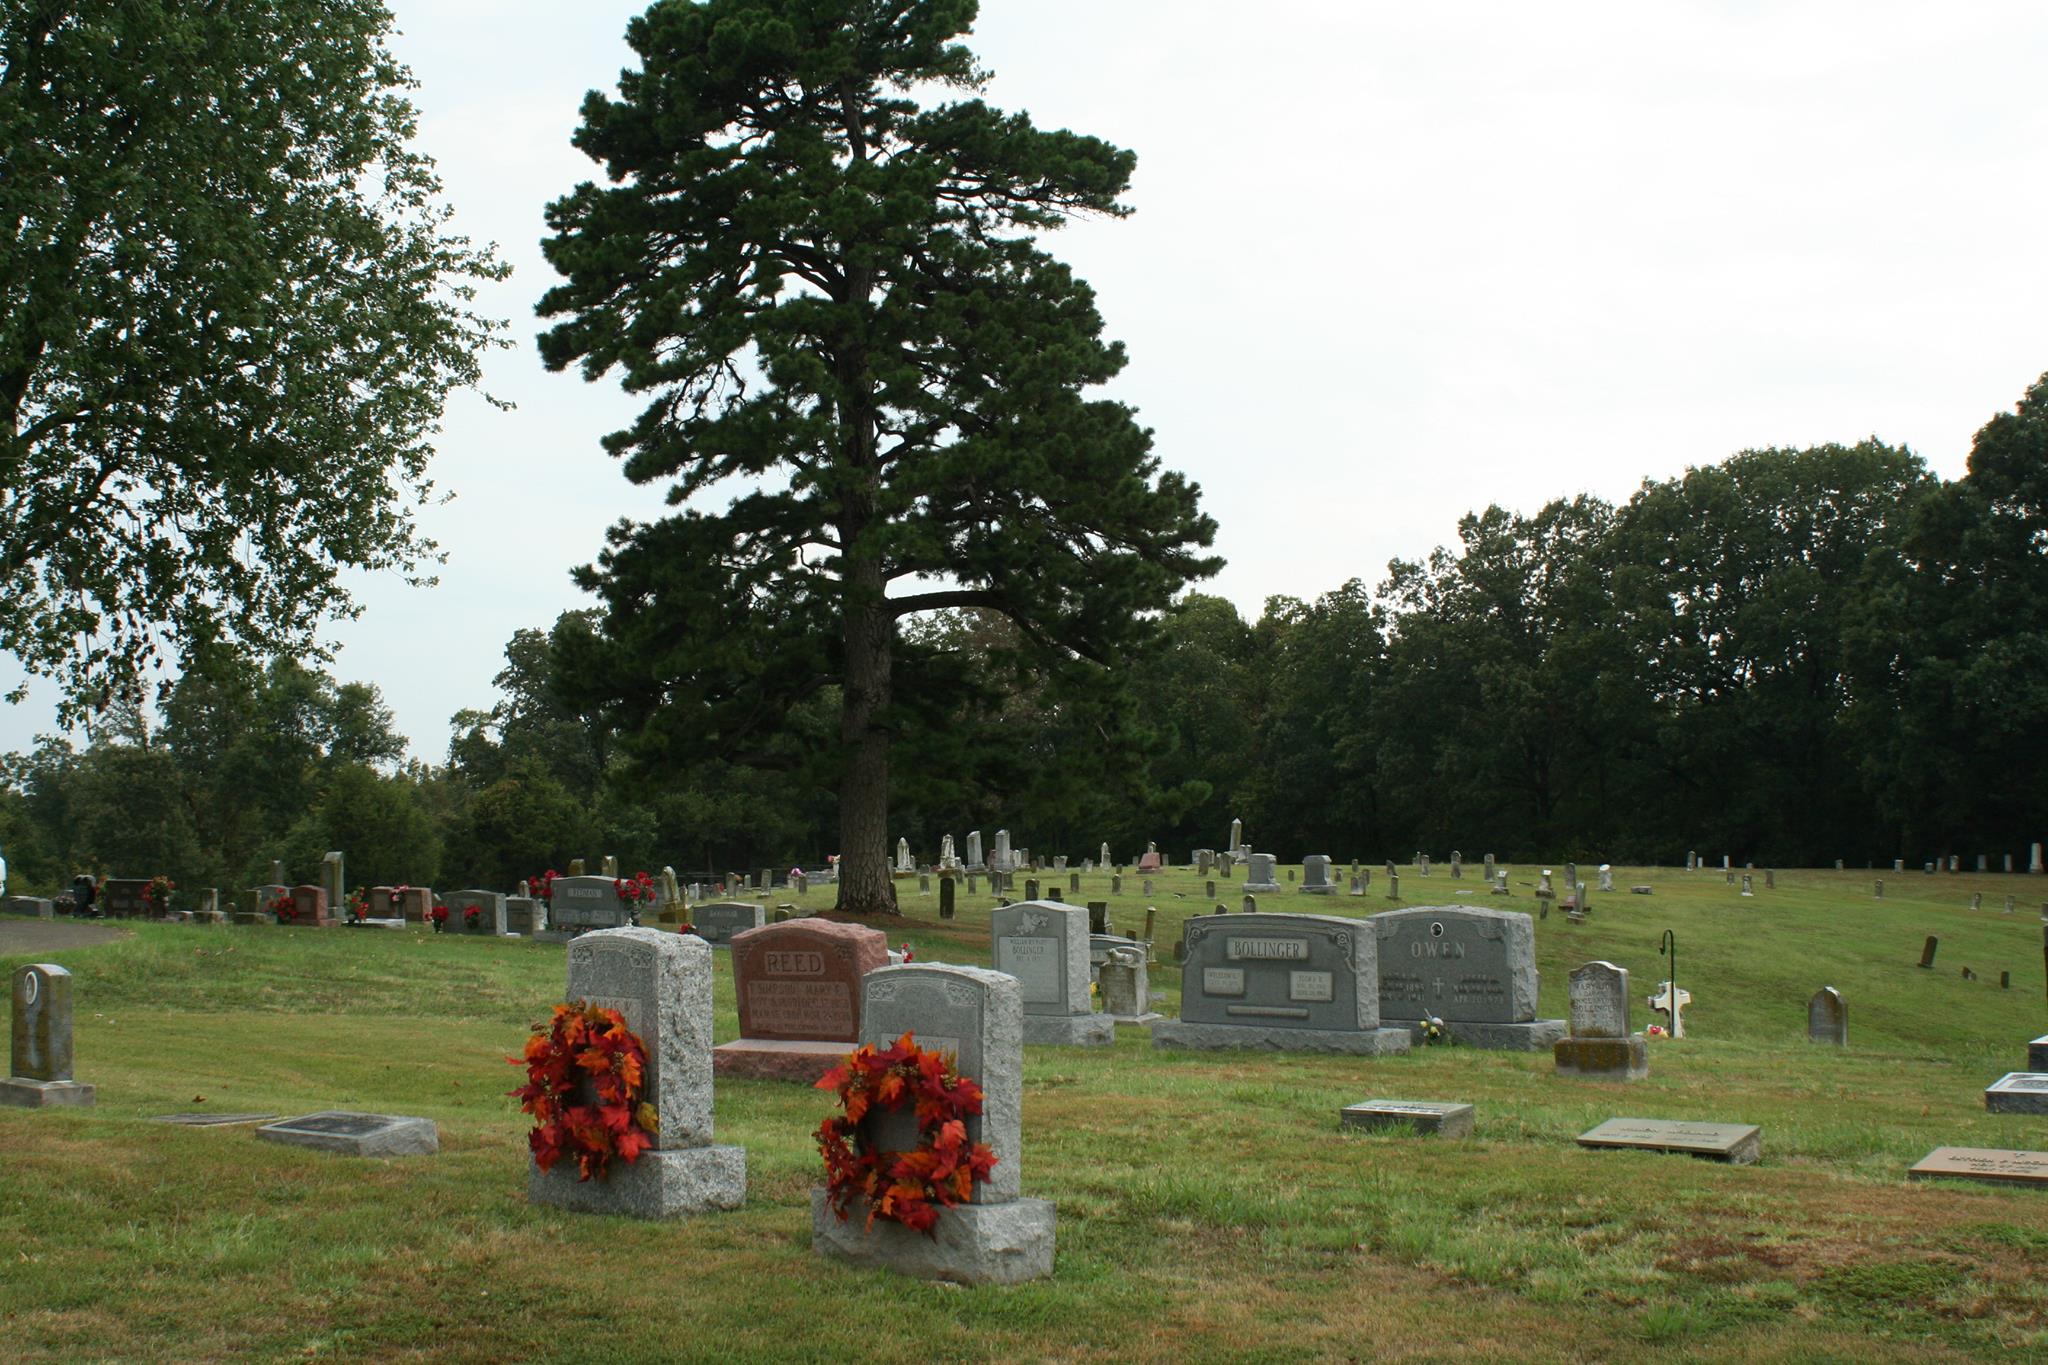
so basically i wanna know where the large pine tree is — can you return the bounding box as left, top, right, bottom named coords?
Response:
left=538, top=0, right=1217, bottom=913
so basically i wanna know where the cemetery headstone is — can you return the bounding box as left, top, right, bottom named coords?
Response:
left=257, top=1112, right=438, bottom=1157
left=2, top=964, right=94, bottom=1107
left=1984, top=1073, right=2048, bottom=1115
left=1242, top=853, right=1281, bottom=892
left=1909, top=1147, right=2048, bottom=1189
left=1, top=897, right=54, bottom=920
left=1340, top=1100, right=1474, bottom=1138
left=1388, top=873, right=1400, bottom=901
left=991, top=902, right=1114, bottom=1046
left=1553, top=961, right=1648, bottom=1081
left=547, top=875, right=634, bottom=937
left=1807, top=987, right=1846, bottom=1046
left=443, top=890, right=508, bottom=936
left=810, top=963, right=1054, bottom=1284
left=1577, top=1118, right=1759, bottom=1165
left=101, top=878, right=149, bottom=918
left=286, top=884, right=333, bottom=927
left=1299, top=855, right=1336, bottom=895
left=506, top=896, right=545, bottom=936
left=1097, top=943, right=1159, bottom=1024
left=940, top=877, right=956, bottom=920
left=2030, top=1034, right=2048, bottom=1072
left=1151, top=913, right=1410, bottom=1055
left=714, top=919, right=890, bottom=1081
left=1918, top=935, right=1938, bottom=969
left=1646, top=980, right=1689, bottom=1038
left=320, top=852, right=344, bottom=919
left=530, top=928, right=746, bottom=1218
left=1372, top=906, right=1564, bottom=1049
left=692, top=901, right=766, bottom=948
left=1598, top=865, right=1614, bottom=893
left=967, top=830, right=985, bottom=871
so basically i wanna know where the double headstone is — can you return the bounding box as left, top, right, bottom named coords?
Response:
left=809, top=963, right=1055, bottom=1284
left=1373, top=907, right=1564, bottom=1050
left=991, top=902, right=1114, bottom=1046
left=547, top=875, right=633, bottom=937
left=1, top=964, right=95, bottom=1107
left=528, top=928, right=746, bottom=1218
left=714, top=919, right=889, bottom=1081
left=1242, top=853, right=1281, bottom=893
left=1552, top=961, right=1648, bottom=1081
left=1151, top=913, right=1410, bottom=1055
left=1299, top=855, right=1335, bottom=895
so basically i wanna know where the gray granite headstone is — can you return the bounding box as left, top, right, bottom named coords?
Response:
left=1340, top=1099, right=1474, bottom=1138
left=1577, top=1118, right=1759, bottom=1165
left=1152, top=913, right=1408, bottom=1055
left=1372, top=906, right=1562, bottom=1049
left=1299, top=855, right=1335, bottom=895
left=1807, top=988, right=1846, bottom=1046
left=529, top=928, right=746, bottom=1218
left=991, top=902, right=1113, bottom=1046
left=811, top=963, right=1055, bottom=1283
left=443, top=890, right=507, bottom=935
left=693, top=901, right=765, bottom=948
left=1985, top=1073, right=2048, bottom=1115
left=1242, top=853, right=1281, bottom=892
left=258, top=1111, right=437, bottom=1157
left=549, top=875, right=632, bottom=933
left=1553, top=960, right=1647, bottom=1081
left=2, top=965, right=94, bottom=1107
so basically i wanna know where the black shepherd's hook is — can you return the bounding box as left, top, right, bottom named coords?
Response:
left=1660, top=929, right=1676, bottom=1007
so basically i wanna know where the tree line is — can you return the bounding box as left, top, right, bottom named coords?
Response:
left=4, top=372, right=2042, bottom=898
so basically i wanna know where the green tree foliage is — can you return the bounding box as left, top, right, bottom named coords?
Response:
left=536, top=0, right=1218, bottom=912
left=287, top=764, right=441, bottom=892
left=0, top=1, right=506, bottom=718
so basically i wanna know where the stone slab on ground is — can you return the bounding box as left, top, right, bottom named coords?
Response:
left=1554, top=1035, right=1649, bottom=1081
left=256, top=1111, right=438, bottom=1157
left=712, top=1038, right=852, bottom=1083
left=1909, top=1147, right=2048, bottom=1188
left=152, top=1112, right=278, bottom=1127
left=810, top=1187, right=1055, bottom=1285
left=1576, top=1118, right=1761, bottom=1165
left=1021, top=1012, right=1116, bottom=1047
left=0, top=1078, right=94, bottom=1108
left=1151, top=1021, right=1412, bottom=1055
left=1984, top=1072, right=2048, bottom=1114
left=1340, top=1100, right=1474, bottom=1138
left=530, top=1145, right=746, bottom=1219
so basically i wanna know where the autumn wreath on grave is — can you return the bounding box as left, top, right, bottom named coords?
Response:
left=509, top=1002, right=659, bottom=1181
left=269, top=891, right=298, bottom=924
left=814, top=1032, right=998, bottom=1234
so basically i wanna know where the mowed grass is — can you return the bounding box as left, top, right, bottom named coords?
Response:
left=4, top=863, right=2047, bottom=1362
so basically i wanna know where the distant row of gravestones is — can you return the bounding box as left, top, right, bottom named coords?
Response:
left=9, top=896, right=2046, bottom=1285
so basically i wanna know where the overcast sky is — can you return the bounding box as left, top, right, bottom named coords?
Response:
left=4, top=0, right=2046, bottom=759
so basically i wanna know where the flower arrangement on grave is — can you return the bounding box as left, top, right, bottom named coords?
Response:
left=509, top=1001, right=658, bottom=1181
left=1420, top=1015, right=1446, bottom=1045
left=463, top=903, right=482, bottom=931
left=388, top=884, right=411, bottom=914
left=898, top=943, right=915, bottom=963
left=529, top=869, right=558, bottom=905
left=348, top=889, right=369, bottom=923
left=1646, top=1024, right=1668, bottom=1039
left=269, top=891, right=298, bottom=923
left=429, top=903, right=448, bottom=931
left=814, top=1032, right=998, bottom=1234
left=614, top=871, right=656, bottom=910
left=143, top=875, right=175, bottom=915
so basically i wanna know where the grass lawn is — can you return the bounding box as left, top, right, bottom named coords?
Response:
left=4, top=863, right=2046, bottom=1362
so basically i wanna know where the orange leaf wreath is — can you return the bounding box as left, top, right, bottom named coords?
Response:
left=509, top=1002, right=659, bottom=1181
left=814, top=1032, right=998, bottom=1234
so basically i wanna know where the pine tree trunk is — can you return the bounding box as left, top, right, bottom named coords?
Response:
left=834, top=561, right=897, bottom=916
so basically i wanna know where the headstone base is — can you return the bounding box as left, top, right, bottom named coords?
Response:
left=1984, top=1073, right=2048, bottom=1114
left=713, top=1038, right=852, bottom=1083
left=810, top=1188, right=1054, bottom=1285
left=1241, top=880, right=1281, bottom=893
left=1553, top=1036, right=1649, bottom=1081
left=530, top=1146, right=746, bottom=1220
left=1296, top=885, right=1337, bottom=896
left=1021, top=1013, right=1117, bottom=1047
left=1105, top=1011, right=1165, bottom=1026
left=532, top=930, right=575, bottom=945
left=355, top=917, right=406, bottom=930
left=1150, top=1022, right=1413, bottom=1055
left=2, top=897, right=55, bottom=918
left=231, top=912, right=269, bottom=927
left=2029, top=1036, right=2048, bottom=1072
left=0, top=1077, right=95, bottom=1108
left=1394, top=1018, right=1566, bottom=1051
left=1340, top=1100, right=1473, bottom=1137
left=256, top=1112, right=438, bottom=1157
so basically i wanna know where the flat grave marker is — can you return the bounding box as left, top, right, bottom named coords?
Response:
left=1339, top=1100, right=1474, bottom=1138
left=1909, top=1147, right=2048, bottom=1188
left=256, top=1111, right=438, bottom=1157
left=1984, top=1072, right=2048, bottom=1114
left=1576, top=1118, right=1761, bottom=1165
